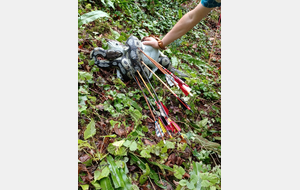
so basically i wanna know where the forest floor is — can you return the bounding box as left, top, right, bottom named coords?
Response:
left=78, top=1, right=221, bottom=189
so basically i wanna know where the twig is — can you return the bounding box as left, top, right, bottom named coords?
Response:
left=78, top=48, right=91, bottom=54
left=148, top=176, right=156, bottom=190
left=100, top=137, right=105, bottom=154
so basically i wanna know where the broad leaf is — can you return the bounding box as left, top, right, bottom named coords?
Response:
left=107, top=155, right=132, bottom=190
left=84, top=119, right=96, bottom=140
left=129, top=141, right=137, bottom=151
left=99, top=177, right=113, bottom=190
left=78, top=10, right=110, bottom=27
left=173, top=165, right=185, bottom=179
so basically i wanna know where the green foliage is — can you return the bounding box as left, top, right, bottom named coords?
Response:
left=139, top=163, right=150, bottom=184
left=107, top=155, right=132, bottom=189
left=78, top=10, right=110, bottom=27
left=84, top=119, right=96, bottom=140
left=173, top=165, right=185, bottom=179
left=78, top=0, right=221, bottom=188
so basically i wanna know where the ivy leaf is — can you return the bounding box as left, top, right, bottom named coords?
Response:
left=173, top=165, right=185, bottom=179
left=123, top=140, right=131, bottom=147
left=129, top=141, right=137, bottom=151
left=165, top=141, right=175, bottom=149
left=178, top=179, right=188, bottom=186
left=112, top=139, right=125, bottom=147
left=199, top=118, right=208, bottom=127
left=201, top=180, right=211, bottom=187
left=186, top=181, right=195, bottom=189
left=140, top=149, right=151, bottom=158
left=128, top=107, right=142, bottom=122
left=84, top=119, right=96, bottom=140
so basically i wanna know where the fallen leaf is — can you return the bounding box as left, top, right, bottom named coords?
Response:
left=96, top=104, right=104, bottom=111
left=107, top=96, right=113, bottom=100
left=144, top=139, right=156, bottom=146
left=173, top=180, right=180, bottom=186
left=128, top=165, right=137, bottom=172
left=168, top=153, right=176, bottom=164
left=183, top=173, right=190, bottom=178
left=114, top=124, right=127, bottom=137
left=78, top=164, right=93, bottom=182
left=79, top=154, right=90, bottom=163
left=192, top=44, right=197, bottom=48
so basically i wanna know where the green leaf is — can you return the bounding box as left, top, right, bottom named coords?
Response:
left=199, top=118, right=208, bottom=127
left=94, top=166, right=110, bottom=181
left=78, top=139, right=94, bottom=150
left=78, top=10, right=110, bottom=27
left=107, top=0, right=115, bottom=9
left=91, top=181, right=101, bottom=190
left=165, top=141, right=175, bottom=149
left=139, top=163, right=150, bottom=184
left=132, top=184, right=139, bottom=190
left=123, top=140, right=131, bottom=147
left=186, top=181, right=195, bottom=189
left=129, top=153, right=167, bottom=189
left=171, top=56, right=179, bottom=68
left=129, top=141, right=137, bottom=151
left=110, top=28, right=120, bottom=40
left=84, top=119, right=96, bottom=140
left=178, top=9, right=182, bottom=19
left=201, top=180, right=211, bottom=187
left=99, top=177, right=113, bottom=190
left=179, top=179, right=188, bottom=186
left=80, top=184, right=89, bottom=190
left=100, top=134, right=117, bottom=138
left=173, top=165, right=185, bottom=179
left=128, top=107, right=142, bottom=122
left=140, top=149, right=151, bottom=158
left=107, top=155, right=132, bottom=189
left=112, top=139, right=125, bottom=147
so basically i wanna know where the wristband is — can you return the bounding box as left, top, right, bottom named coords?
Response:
left=153, top=37, right=166, bottom=50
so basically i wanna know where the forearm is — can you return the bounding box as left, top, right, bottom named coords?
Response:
left=162, top=3, right=213, bottom=46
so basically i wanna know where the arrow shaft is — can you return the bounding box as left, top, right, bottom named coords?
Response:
left=141, top=61, right=178, bottom=97
left=131, top=73, right=165, bottom=141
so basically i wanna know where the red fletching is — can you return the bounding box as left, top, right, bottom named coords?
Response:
left=170, top=120, right=181, bottom=133
left=160, top=101, right=169, bottom=115
left=179, top=83, right=189, bottom=96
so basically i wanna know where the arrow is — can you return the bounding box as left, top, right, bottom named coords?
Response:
left=136, top=70, right=173, bottom=138
left=130, top=72, right=166, bottom=143
left=138, top=47, right=192, bottom=96
left=140, top=61, right=193, bottom=113
left=136, top=70, right=185, bottom=140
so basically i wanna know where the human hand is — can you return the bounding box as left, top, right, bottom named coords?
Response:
left=142, top=37, right=160, bottom=49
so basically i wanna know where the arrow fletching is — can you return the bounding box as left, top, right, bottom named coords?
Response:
left=169, top=119, right=181, bottom=133
left=158, top=118, right=166, bottom=133
left=159, top=115, right=169, bottom=127
left=155, top=121, right=164, bottom=137
left=160, top=101, right=169, bottom=116
left=177, top=97, right=193, bottom=113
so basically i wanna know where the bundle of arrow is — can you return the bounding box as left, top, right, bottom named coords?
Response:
left=130, top=48, right=193, bottom=143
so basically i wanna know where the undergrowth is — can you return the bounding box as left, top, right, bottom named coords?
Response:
left=78, top=0, right=221, bottom=189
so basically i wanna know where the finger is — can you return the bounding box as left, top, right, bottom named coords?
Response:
left=142, top=41, right=152, bottom=45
